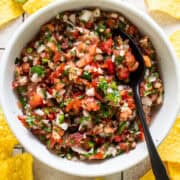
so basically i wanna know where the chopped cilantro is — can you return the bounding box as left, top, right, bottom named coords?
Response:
left=58, top=114, right=65, bottom=124
left=106, top=90, right=120, bottom=105
left=26, top=48, right=33, bottom=53
left=31, top=65, right=45, bottom=76
left=88, top=141, right=95, bottom=148
left=98, top=78, right=108, bottom=92
left=115, top=56, right=124, bottom=64
left=82, top=71, right=92, bottom=81
left=26, top=116, right=35, bottom=127
left=96, top=24, right=106, bottom=33
left=118, top=122, right=127, bottom=134
left=42, top=58, right=49, bottom=64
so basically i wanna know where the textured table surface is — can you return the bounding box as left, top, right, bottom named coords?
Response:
left=0, top=0, right=179, bottom=180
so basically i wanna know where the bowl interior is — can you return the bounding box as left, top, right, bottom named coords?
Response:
left=0, top=0, right=180, bottom=177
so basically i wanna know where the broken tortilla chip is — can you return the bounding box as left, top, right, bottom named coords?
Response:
left=0, top=153, right=33, bottom=180
left=140, top=169, right=155, bottom=180
left=158, top=116, right=180, bottom=163
left=0, top=139, right=15, bottom=161
left=0, top=109, right=18, bottom=145
left=169, top=30, right=180, bottom=60
left=0, top=0, right=23, bottom=28
left=23, top=0, right=54, bottom=14
left=145, top=0, right=180, bottom=19
left=167, top=162, right=180, bottom=180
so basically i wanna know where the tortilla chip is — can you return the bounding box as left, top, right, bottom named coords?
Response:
left=140, top=169, right=155, bottom=180
left=145, top=0, right=180, bottom=19
left=0, top=139, right=16, bottom=161
left=167, top=162, right=180, bottom=180
left=170, top=30, right=180, bottom=60
left=158, top=116, right=180, bottom=163
left=0, top=0, right=23, bottom=27
left=0, top=153, right=33, bottom=180
left=23, top=0, right=54, bottom=14
left=0, top=109, right=18, bottom=145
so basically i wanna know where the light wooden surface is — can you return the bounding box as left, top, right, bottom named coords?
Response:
left=0, top=0, right=179, bottom=180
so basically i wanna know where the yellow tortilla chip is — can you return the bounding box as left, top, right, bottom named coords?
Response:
left=167, top=162, right=180, bottom=180
left=0, top=153, right=33, bottom=180
left=140, top=169, right=155, bottom=180
left=0, top=139, right=16, bottom=161
left=145, top=0, right=180, bottom=19
left=0, top=109, right=18, bottom=145
left=158, top=116, right=180, bottom=163
left=0, top=0, right=23, bottom=27
left=170, top=30, right=180, bottom=60
left=23, top=0, right=54, bottom=14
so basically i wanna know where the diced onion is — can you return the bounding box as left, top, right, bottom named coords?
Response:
left=79, top=10, right=92, bottom=22
left=86, top=87, right=95, bottom=96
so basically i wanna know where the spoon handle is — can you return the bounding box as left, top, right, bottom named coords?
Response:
left=133, top=85, right=169, bottom=180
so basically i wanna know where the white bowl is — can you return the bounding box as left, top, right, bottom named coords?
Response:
left=0, top=0, right=180, bottom=177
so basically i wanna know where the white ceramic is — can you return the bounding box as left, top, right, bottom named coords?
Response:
left=0, top=0, right=180, bottom=177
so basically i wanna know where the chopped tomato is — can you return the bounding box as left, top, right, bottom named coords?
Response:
left=72, top=30, right=79, bottom=38
left=107, top=18, right=115, bottom=27
left=82, top=97, right=100, bottom=111
left=89, top=152, right=104, bottom=160
left=125, top=51, right=139, bottom=72
left=66, top=99, right=82, bottom=112
left=119, top=142, right=129, bottom=151
left=18, top=115, right=28, bottom=127
left=101, top=38, right=113, bottom=55
left=117, top=67, right=129, bottom=80
left=47, top=42, right=57, bottom=52
left=76, top=55, right=93, bottom=67
left=22, top=63, right=30, bottom=73
left=127, top=25, right=137, bottom=36
left=88, top=44, right=97, bottom=56
left=29, top=93, right=43, bottom=108
left=53, top=52, right=61, bottom=62
left=106, top=58, right=115, bottom=74
left=86, top=21, right=93, bottom=28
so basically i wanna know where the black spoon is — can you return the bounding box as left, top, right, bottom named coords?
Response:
left=112, top=29, right=169, bottom=180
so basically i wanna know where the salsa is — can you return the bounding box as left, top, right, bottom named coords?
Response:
left=13, top=8, right=163, bottom=160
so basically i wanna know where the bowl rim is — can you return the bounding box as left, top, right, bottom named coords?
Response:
left=1, top=0, right=180, bottom=177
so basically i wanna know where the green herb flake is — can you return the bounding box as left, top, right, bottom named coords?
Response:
left=106, top=90, right=120, bottom=105
left=26, top=116, right=35, bottom=127
left=31, top=65, right=45, bottom=76
left=115, top=56, right=124, bottom=64
left=96, top=24, right=106, bottom=33
left=82, top=71, right=92, bottom=81
left=26, top=48, right=33, bottom=53
left=88, top=141, right=95, bottom=148
left=118, top=122, right=127, bottom=134
left=42, top=58, right=49, bottom=64
left=58, top=114, right=65, bottom=124
left=98, top=78, right=108, bottom=92
left=109, top=81, right=117, bottom=90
